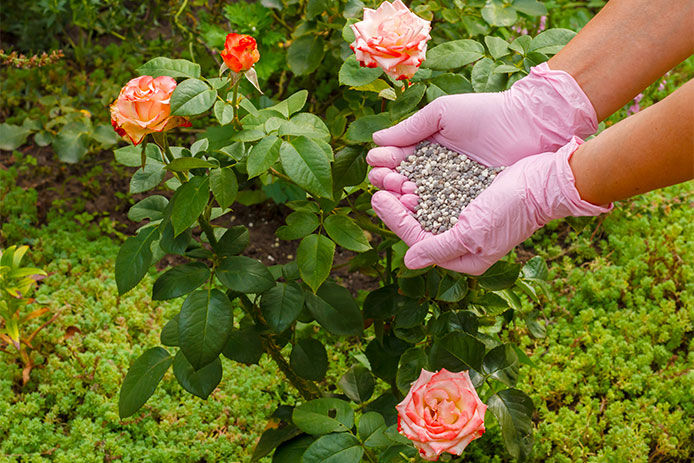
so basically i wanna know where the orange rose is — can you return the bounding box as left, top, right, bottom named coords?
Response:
left=110, top=76, right=191, bottom=145
left=221, top=33, right=260, bottom=73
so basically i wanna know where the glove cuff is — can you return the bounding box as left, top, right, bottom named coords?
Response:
left=513, top=63, right=598, bottom=151
left=553, top=137, right=613, bottom=217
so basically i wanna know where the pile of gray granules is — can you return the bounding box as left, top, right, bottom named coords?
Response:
left=396, top=141, right=504, bottom=235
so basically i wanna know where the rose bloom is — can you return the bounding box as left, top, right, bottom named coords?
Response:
left=396, top=368, right=487, bottom=461
left=350, top=0, right=431, bottom=80
left=110, top=75, right=191, bottom=145
left=221, top=33, right=260, bottom=73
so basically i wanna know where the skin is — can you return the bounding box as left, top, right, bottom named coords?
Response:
left=570, top=80, right=694, bottom=206
left=548, top=0, right=694, bottom=121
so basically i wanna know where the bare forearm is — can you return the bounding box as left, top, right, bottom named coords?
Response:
left=549, top=0, right=694, bottom=121
left=570, top=80, right=694, bottom=205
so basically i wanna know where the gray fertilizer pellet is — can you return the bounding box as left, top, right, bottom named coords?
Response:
left=395, top=141, right=504, bottom=235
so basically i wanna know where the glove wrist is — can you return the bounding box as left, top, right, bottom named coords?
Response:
left=547, top=137, right=613, bottom=220
left=511, top=63, right=599, bottom=152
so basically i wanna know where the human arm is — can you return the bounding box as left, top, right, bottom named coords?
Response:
left=548, top=0, right=694, bottom=121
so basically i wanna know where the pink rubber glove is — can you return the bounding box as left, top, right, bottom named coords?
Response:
left=371, top=138, right=612, bottom=275
left=367, top=63, right=597, bottom=211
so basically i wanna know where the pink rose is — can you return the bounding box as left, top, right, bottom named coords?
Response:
left=396, top=368, right=487, bottom=461
left=350, top=0, right=431, bottom=81
left=110, top=75, right=191, bottom=145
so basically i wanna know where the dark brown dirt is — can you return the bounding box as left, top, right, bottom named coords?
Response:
left=4, top=144, right=379, bottom=293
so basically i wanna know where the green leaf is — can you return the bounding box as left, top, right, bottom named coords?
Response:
left=485, top=36, right=511, bottom=60
left=173, top=351, right=222, bottom=399
left=253, top=422, right=303, bottom=462
left=128, top=195, right=169, bottom=222
left=276, top=211, right=320, bottom=241
left=481, top=2, right=518, bottom=26
left=358, top=412, right=389, bottom=448
left=482, top=344, right=519, bottom=387
left=479, top=261, right=521, bottom=290
left=441, top=331, right=486, bottom=371
left=306, top=0, right=328, bottom=19
left=524, top=310, right=546, bottom=338
left=287, top=35, right=325, bottom=76
left=214, top=226, right=249, bottom=256
left=522, top=256, right=548, bottom=280
left=471, top=58, right=507, bottom=93
left=170, top=78, right=217, bottom=116
left=53, top=122, right=90, bottom=163
left=332, top=146, right=367, bottom=191
left=302, top=433, right=363, bottom=463
left=115, top=143, right=161, bottom=167
left=171, top=176, right=210, bottom=237
left=430, top=73, right=473, bottom=95
left=280, top=138, right=333, bottom=199
left=278, top=113, right=331, bottom=143
left=528, top=28, right=577, bottom=55
left=339, top=55, right=383, bottom=86
left=323, top=215, right=371, bottom=252
left=290, top=338, right=328, bottom=381
left=338, top=365, right=375, bottom=403
left=118, top=347, right=172, bottom=418
left=152, top=262, right=210, bottom=300
left=260, top=282, right=305, bottom=333
left=297, top=234, right=335, bottom=293
left=209, top=167, right=238, bottom=209
left=130, top=160, right=166, bottom=194
left=424, top=39, right=485, bottom=70
left=273, top=435, right=314, bottom=463
left=305, top=281, right=363, bottom=336
left=159, top=222, right=191, bottom=255
left=389, top=84, right=426, bottom=120
left=217, top=256, right=275, bottom=293
left=160, top=314, right=180, bottom=346
left=509, top=35, right=533, bottom=55
left=222, top=325, right=265, bottom=365
left=396, top=347, right=427, bottom=395
left=487, top=389, right=535, bottom=461
left=166, top=157, right=215, bottom=172
left=345, top=114, right=391, bottom=143
left=365, top=335, right=410, bottom=382
left=178, top=289, right=234, bottom=369
left=115, top=226, right=160, bottom=295
left=0, top=123, right=32, bottom=151
left=287, top=89, right=309, bottom=115
left=137, top=57, right=201, bottom=78
left=494, top=64, right=523, bottom=74
left=292, top=398, right=354, bottom=435
left=247, top=135, right=281, bottom=178
left=512, top=0, right=547, bottom=16
left=436, top=275, right=469, bottom=302
left=213, top=100, right=235, bottom=125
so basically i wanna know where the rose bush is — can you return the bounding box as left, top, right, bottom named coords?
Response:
left=110, top=75, right=191, bottom=145
left=109, top=1, right=581, bottom=461
left=397, top=368, right=487, bottom=461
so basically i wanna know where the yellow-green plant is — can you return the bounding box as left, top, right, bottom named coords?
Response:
left=0, top=245, right=50, bottom=384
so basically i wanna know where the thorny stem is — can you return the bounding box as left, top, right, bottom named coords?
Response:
left=198, top=214, right=218, bottom=248
left=231, top=80, right=241, bottom=128
left=263, top=336, right=322, bottom=401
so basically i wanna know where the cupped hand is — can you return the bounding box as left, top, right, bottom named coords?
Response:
left=372, top=138, right=612, bottom=275
left=367, top=63, right=598, bottom=209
